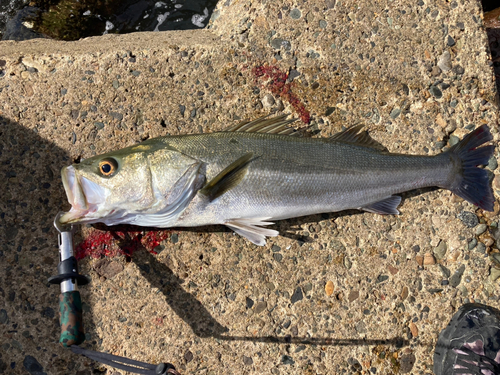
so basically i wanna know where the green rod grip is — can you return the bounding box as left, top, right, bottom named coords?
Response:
left=59, top=291, right=85, bottom=347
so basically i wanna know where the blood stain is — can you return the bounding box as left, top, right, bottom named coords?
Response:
left=75, top=226, right=171, bottom=260
left=252, top=65, right=311, bottom=124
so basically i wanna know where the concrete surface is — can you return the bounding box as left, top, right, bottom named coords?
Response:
left=1, top=0, right=499, bottom=374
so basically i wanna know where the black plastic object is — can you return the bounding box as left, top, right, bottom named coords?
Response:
left=48, top=256, right=90, bottom=286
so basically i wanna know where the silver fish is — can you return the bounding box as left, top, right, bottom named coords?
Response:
left=59, top=115, right=495, bottom=245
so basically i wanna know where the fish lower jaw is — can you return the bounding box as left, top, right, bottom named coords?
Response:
left=59, top=206, right=100, bottom=224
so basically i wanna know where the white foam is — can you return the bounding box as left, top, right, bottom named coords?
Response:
left=191, top=7, right=208, bottom=28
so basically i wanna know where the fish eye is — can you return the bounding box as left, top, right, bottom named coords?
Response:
left=98, top=158, right=118, bottom=177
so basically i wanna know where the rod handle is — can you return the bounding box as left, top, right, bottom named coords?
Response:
left=59, top=291, right=85, bottom=347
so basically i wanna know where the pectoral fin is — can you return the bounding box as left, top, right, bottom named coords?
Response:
left=360, top=196, right=402, bottom=215
left=226, top=218, right=279, bottom=246
left=200, top=153, right=254, bottom=201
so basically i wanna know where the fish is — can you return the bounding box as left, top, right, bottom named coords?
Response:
left=59, top=115, right=495, bottom=246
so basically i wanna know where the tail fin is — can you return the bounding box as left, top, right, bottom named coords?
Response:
left=446, top=125, right=495, bottom=211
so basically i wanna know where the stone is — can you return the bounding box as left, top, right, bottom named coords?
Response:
left=449, top=264, right=466, bottom=287
left=325, top=280, right=334, bottom=296
left=458, top=211, right=479, bottom=228
left=291, top=287, right=303, bottom=303
left=433, top=241, right=447, bottom=260
left=437, top=50, right=452, bottom=71
left=423, top=253, right=436, bottom=265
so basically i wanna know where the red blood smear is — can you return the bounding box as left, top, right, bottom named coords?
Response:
left=252, top=65, right=311, bottom=124
left=75, top=227, right=171, bottom=260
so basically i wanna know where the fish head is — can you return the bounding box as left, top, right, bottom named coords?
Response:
left=59, top=146, right=157, bottom=225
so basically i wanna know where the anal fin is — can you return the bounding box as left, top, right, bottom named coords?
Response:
left=360, top=196, right=402, bottom=215
left=226, top=217, right=278, bottom=246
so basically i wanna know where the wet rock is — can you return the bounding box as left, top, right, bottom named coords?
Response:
left=2, top=7, right=45, bottom=41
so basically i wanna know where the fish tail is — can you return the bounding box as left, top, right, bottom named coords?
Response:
left=444, top=125, right=495, bottom=211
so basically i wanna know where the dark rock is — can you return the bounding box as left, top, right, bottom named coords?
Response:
left=324, top=107, right=336, bottom=116
left=281, top=355, right=295, bottom=365
left=429, top=85, right=443, bottom=99
left=291, top=287, right=303, bottom=303
left=377, top=275, right=389, bottom=283
left=273, top=253, right=283, bottom=262
left=41, top=307, right=55, bottom=319
left=243, top=355, right=253, bottom=365
left=245, top=297, right=254, bottom=309
left=399, top=353, right=416, bottom=373
left=184, top=350, right=193, bottom=363
left=452, top=65, right=465, bottom=74
left=0, top=309, right=8, bottom=324
left=287, top=69, right=301, bottom=82
left=447, top=35, right=456, bottom=47
left=23, top=356, right=47, bottom=375
left=458, top=211, right=478, bottom=228
left=450, top=264, right=466, bottom=287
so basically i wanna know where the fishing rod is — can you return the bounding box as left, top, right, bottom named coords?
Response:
left=48, top=213, right=180, bottom=375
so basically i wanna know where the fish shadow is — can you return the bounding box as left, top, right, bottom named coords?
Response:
left=132, top=247, right=409, bottom=347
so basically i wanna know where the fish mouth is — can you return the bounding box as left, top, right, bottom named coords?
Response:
left=59, top=166, right=107, bottom=224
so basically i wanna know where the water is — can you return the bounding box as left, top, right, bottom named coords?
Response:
left=0, top=0, right=218, bottom=41
left=0, top=0, right=30, bottom=38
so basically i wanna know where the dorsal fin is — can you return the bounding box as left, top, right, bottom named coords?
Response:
left=330, top=125, right=387, bottom=151
left=224, top=114, right=298, bottom=135
left=200, top=153, right=255, bottom=201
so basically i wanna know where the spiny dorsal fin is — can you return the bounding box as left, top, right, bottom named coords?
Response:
left=224, top=114, right=298, bottom=135
left=200, top=153, right=254, bottom=200
left=330, top=125, right=388, bottom=151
